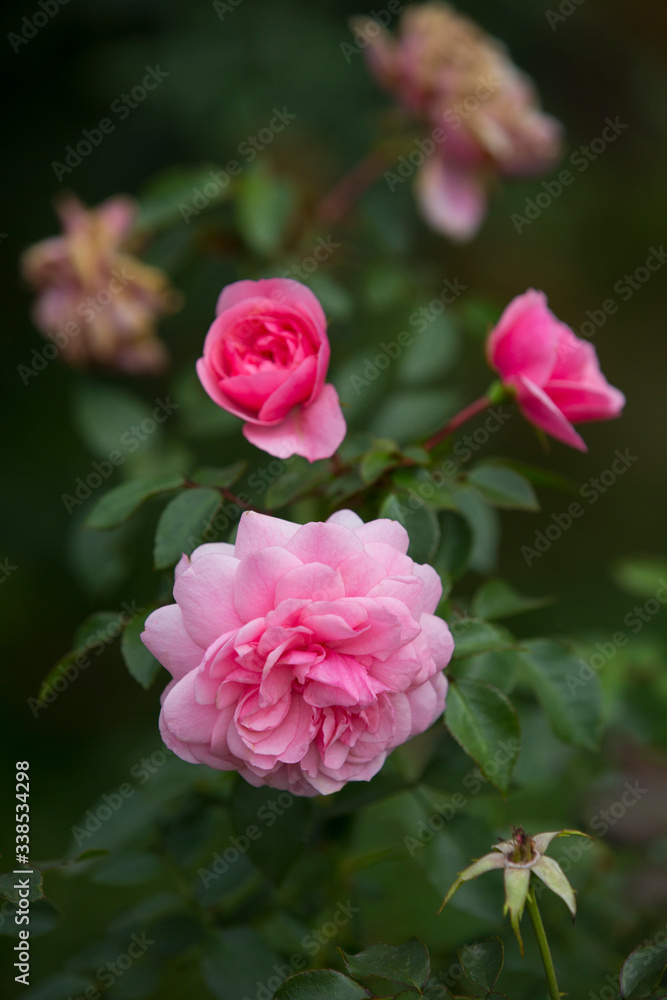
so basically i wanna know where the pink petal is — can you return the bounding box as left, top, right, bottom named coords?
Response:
left=234, top=510, right=300, bottom=559
left=515, top=374, right=587, bottom=451
left=355, top=518, right=410, bottom=553
left=546, top=381, right=626, bottom=423
left=274, top=562, right=345, bottom=604
left=327, top=510, right=364, bottom=530
left=415, top=155, right=487, bottom=242
left=173, top=554, right=242, bottom=648
left=141, top=605, right=204, bottom=680
left=243, top=384, right=346, bottom=462
left=233, top=546, right=303, bottom=621
left=216, top=278, right=327, bottom=331
left=412, top=562, right=443, bottom=614
left=285, top=519, right=365, bottom=567
left=486, top=289, right=560, bottom=385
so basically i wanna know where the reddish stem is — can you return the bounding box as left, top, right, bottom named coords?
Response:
left=423, top=395, right=492, bottom=451
left=315, top=148, right=395, bottom=226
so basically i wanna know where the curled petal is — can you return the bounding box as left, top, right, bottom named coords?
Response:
left=439, top=852, right=505, bottom=913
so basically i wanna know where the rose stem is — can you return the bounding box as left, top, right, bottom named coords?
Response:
left=526, top=887, right=562, bottom=1000
left=423, top=394, right=493, bottom=451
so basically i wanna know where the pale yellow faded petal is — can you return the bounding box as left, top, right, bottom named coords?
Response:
left=438, top=852, right=505, bottom=913
left=532, top=829, right=592, bottom=855
left=532, top=856, right=577, bottom=918
left=503, top=867, right=530, bottom=955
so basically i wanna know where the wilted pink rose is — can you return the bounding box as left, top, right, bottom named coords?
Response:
left=355, top=2, right=561, bottom=240
left=487, top=290, right=625, bottom=451
left=142, top=509, right=453, bottom=796
left=196, top=278, right=346, bottom=462
left=21, top=195, right=179, bottom=373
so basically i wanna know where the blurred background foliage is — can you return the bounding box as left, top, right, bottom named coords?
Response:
left=1, top=0, right=667, bottom=997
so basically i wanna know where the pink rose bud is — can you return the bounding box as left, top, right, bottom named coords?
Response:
left=487, top=289, right=625, bottom=451
left=354, top=2, right=562, bottom=241
left=20, top=195, right=179, bottom=373
left=196, top=278, right=346, bottom=462
left=142, top=509, right=453, bottom=796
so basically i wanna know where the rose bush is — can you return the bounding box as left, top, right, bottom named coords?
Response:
left=196, top=277, right=346, bottom=462
left=355, top=2, right=561, bottom=240
left=487, top=289, right=625, bottom=450
left=142, top=509, right=453, bottom=795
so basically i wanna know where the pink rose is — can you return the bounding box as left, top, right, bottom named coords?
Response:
left=20, top=195, right=178, bottom=373
left=196, top=278, right=346, bottom=462
left=487, top=290, right=625, bottom=451
left=142, top=509, right=453, bottom=796
left=355, top=3, right=561, bottom=241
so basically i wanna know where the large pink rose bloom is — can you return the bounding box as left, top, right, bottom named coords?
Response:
left=355, top=2, right=561, bottom=241
left=142, top=510, right=453, bottom=796
left=196, top=278, right=346, bottom=462
left=487, top=290, right=625, bottom=451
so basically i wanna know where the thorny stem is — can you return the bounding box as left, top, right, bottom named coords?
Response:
left=315, top=147, right=398, bottom=225
left=526, top=887, right=561, bottom=1000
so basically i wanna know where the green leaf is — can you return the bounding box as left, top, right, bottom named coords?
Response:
left=154, top=488, right=222, bottom=569
left=399, top=313, right=460, bottom=386
left=468, top=464, right=539, bottom=511
left=71, top=382, right=163, bottom=460
left=448, top=649, right=519, bottom=694
left=90, top=850, right=164, bottom=886
left=341, top=938, right=430, bottom=990
left=273, top=971, right=369, bottom=999
left=202, top=927, right=283, bottom=1000
left=0, top=869, right=44, bottom=903
left=450, top=485, right=499, bottom=575
left=266, top=458, right=329, bottom=509
left=472, top=579, right=553, bottom=620
left=521, top=639, right=603, bottom=751
left=444, top=680, right=520, bottom=794
left=612, top=557, right=667, bottom=599
left=451, top=621, right=515, bottom=659
left=620, top=938, right=667, bottom=999
left=501, top=459, right=579, bottom=495
left=458, top=938, right=504, bottom=993
left=191, top=462, right=248, bottom=489
left=85, top=476, right=185, bottom=530
left=360, top=450, right=398, bottom=485
left=229, top=782, right=312, bottom=884
left=40, top=612, right=121, bottom=702
left=435, top=511, right=473, bottom=579
left=121, top=608, right=161, bottom=689
left=372, top=389, right=460, bottom=444
left=379, top=495, right=440, bottom=564
left=136, top=164, right=232, bottom=232
left=236, top=164, right=295, bottom=257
